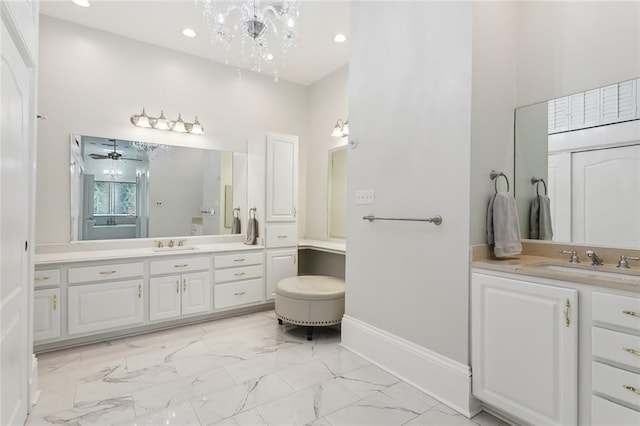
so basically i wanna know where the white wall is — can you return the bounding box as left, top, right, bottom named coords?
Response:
left=346, top=1, right=473, bottom=364
left=36, top=16, right=308, bottom=243
left=516, top=1, right=640, bottom=106
left=304, top=66, right=349, bottom=240
left=469, top=1, right=518, bottom=244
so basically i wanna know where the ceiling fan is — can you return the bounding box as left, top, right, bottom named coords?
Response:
left=88, top=139, right=141, bottom=161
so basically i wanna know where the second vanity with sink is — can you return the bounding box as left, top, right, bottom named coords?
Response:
left=471, top=242, right=640, bottom=426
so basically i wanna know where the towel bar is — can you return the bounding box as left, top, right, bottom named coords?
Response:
left=362, top=215, right=442, bottom=225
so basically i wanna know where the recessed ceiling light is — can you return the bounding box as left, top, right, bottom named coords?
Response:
left=333, top=34, right=347, bottom=43
left=72, top=0, right=90, bottom=7
left=182, top=28, right=197, bottom=38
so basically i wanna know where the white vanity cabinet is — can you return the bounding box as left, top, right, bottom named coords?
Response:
left=265, top=249, right=297, bottom=301
left=214, top=251, right=264, bottom=309
left=471, top=272, right=578, bottom=426
left=67, top=261, right=145, bottom=335
left=248, top=133, right=299, bottom=297
left=34, top=288, right=60, bottom=342
left=149, top=257, right=211, bottom=321
left=591, top=292, right=640, bottom=424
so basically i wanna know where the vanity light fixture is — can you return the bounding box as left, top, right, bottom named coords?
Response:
left=130, top=108, right=204, bottom=135
left=331, top=118, right=349, bottom=138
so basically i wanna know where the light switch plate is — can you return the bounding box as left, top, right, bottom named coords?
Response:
left=356, top=189, right=375, bottom=205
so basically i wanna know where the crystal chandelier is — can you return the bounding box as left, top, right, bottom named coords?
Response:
left=196, top=0, right=300, bottom=79
left=131, top=141, right=172, bottom=161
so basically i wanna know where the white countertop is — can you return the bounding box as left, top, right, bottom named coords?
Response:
left=297, top=239, right=346, bottom=255
left=34, top=243, right=264, bottom=265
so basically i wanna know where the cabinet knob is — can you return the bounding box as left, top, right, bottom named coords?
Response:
left=564, top=299, right=571, bottom=327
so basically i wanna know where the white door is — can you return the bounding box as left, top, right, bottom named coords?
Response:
left=1, top=15, right=33, bottom=425
left=547, top=153, right=571, bottom=242
left=181, top=271, right=211, bottom=316
left=266, top=134, right=298, bottom=222
left=68, top=280, right=144, bottom=335
left=471, top=273, right=578, bottom=426
left=572, top=145, right=640, bottom=246
left=265, top=249, right=297, bottom=300
left=33, top=289, right=61, bottom=342
left=149, top=276, right=181, bottom=321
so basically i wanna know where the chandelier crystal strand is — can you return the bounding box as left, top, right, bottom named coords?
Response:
left=196, top=0, right=300, bottom=79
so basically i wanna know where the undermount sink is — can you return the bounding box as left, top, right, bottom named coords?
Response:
left=535, top=263, right=640, bottom=282
left=152, top=246, right=199, bottom=252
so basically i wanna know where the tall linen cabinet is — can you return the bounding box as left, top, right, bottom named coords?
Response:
left=248, top=133, right=299, bottom=300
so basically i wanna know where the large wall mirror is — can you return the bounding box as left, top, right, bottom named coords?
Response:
left=70, top=135, right=247, bottom=241
left=514, top=77, right=640, bottom=249
left=328, top=146, right=347, bottom=239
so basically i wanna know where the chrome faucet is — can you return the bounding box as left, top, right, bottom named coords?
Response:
left=560, top=250, right=580, bottom=263
left=617, top=254, right=640, bottom=269
left=586, top=250, right=604, bottom=266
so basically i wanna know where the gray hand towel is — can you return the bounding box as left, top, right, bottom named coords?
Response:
left=530, top=195, right=553, bottom=240
left=244, top=217, right=258, bottom=245
left=487, top=193, right=497, bottom=244
left=537, top=195, right=553, bottom=240
left=529, top=196, right=540, bottom=239
left=490, top=192, right=522, bottom=257
left=232, top=216, right=241, bottom=234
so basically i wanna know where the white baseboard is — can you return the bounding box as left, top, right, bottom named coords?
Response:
left=341, top=315, right=482, bottom=418
left=29, top=354, right=41, bottom=407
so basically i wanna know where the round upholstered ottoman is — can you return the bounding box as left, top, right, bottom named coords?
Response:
left=275, top=275, right=345, bottom=340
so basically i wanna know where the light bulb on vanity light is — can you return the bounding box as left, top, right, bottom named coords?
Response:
left=188, top=116, right=204, bottom=135
left=150, top=110, right=170, bottom=131
left=130, top=107, right=152, bottom=128
left=170, top=113, right=188, bottom=133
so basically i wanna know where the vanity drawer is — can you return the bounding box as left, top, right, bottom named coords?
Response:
left=150, top=256, right=210, bottom=275
left=215, top=252, right=263, bottom=269
left=215, top=265, right=263, bottom=284
left=68, top=262, right=143, bottom=284
left=592, top=395, right=640, bottom=426
left=214, top=279, right=263, bottom=309
left=593, top=292, right=640, bottom=330
left=265, top=224, right=297, bottom=248
left=592, top=361, right=640, bottom=410
left=593, top=327, right=640, bottom=369
left=34, top=269, right=61, bottom=288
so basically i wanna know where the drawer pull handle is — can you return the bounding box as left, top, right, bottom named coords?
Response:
left=277, top=235, right=287, bottom=239
left=623, top=385, right=640, bottom=396
left=233, top=258, right=246, bottom=262
left=183, top=279, right=187, bottom=292
left=176, top=280, right=180, bottom=294
left=174, top=264, right=189, bottom=268
left=623, top=310, right=640, bottom=318
left=234, top=291, right=246, bottom=296
left=623, top=347, right=640, bottom=357
left=53, top=294, right=57, bottom=310
left=234, top=272, right=246, bottom=276
left=99, top=270, right=117, bottom=275
left=35, top=276, right=50, bottom=281
left=564, top=299, right=571, bottom=327
left=138, top=284, right=142, bottom=299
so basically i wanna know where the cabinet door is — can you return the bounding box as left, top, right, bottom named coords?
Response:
left=266, top=249, right=298, bottom=300
left=181, top=271, right=211, bottom=316
left=266, top=134, right=298, bottom=222
left=471, top=273, right=578, bottom=426
left=149, top=276, right=181, bottom=321
left=68, top=280, right=144, bottom=335
left=34, top=289, right=61, bottom=342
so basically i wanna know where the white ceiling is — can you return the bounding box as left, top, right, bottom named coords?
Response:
left=39, top=0, right=351, bottom=86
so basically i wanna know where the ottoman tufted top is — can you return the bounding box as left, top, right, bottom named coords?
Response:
left=276, top=275, right=345, bottom=301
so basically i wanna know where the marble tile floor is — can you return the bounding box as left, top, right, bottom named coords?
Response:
left=27, top=310, right=509, bottom=426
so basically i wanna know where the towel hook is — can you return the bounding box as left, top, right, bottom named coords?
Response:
left=489, top=170, right=510, bottom=193
left=531, top=177, right=548, bottom=196
left=249, top=207, right=257, bottom=219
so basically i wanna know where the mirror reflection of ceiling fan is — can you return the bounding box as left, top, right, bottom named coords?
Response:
left=88, top=139, right=141, bottom=161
